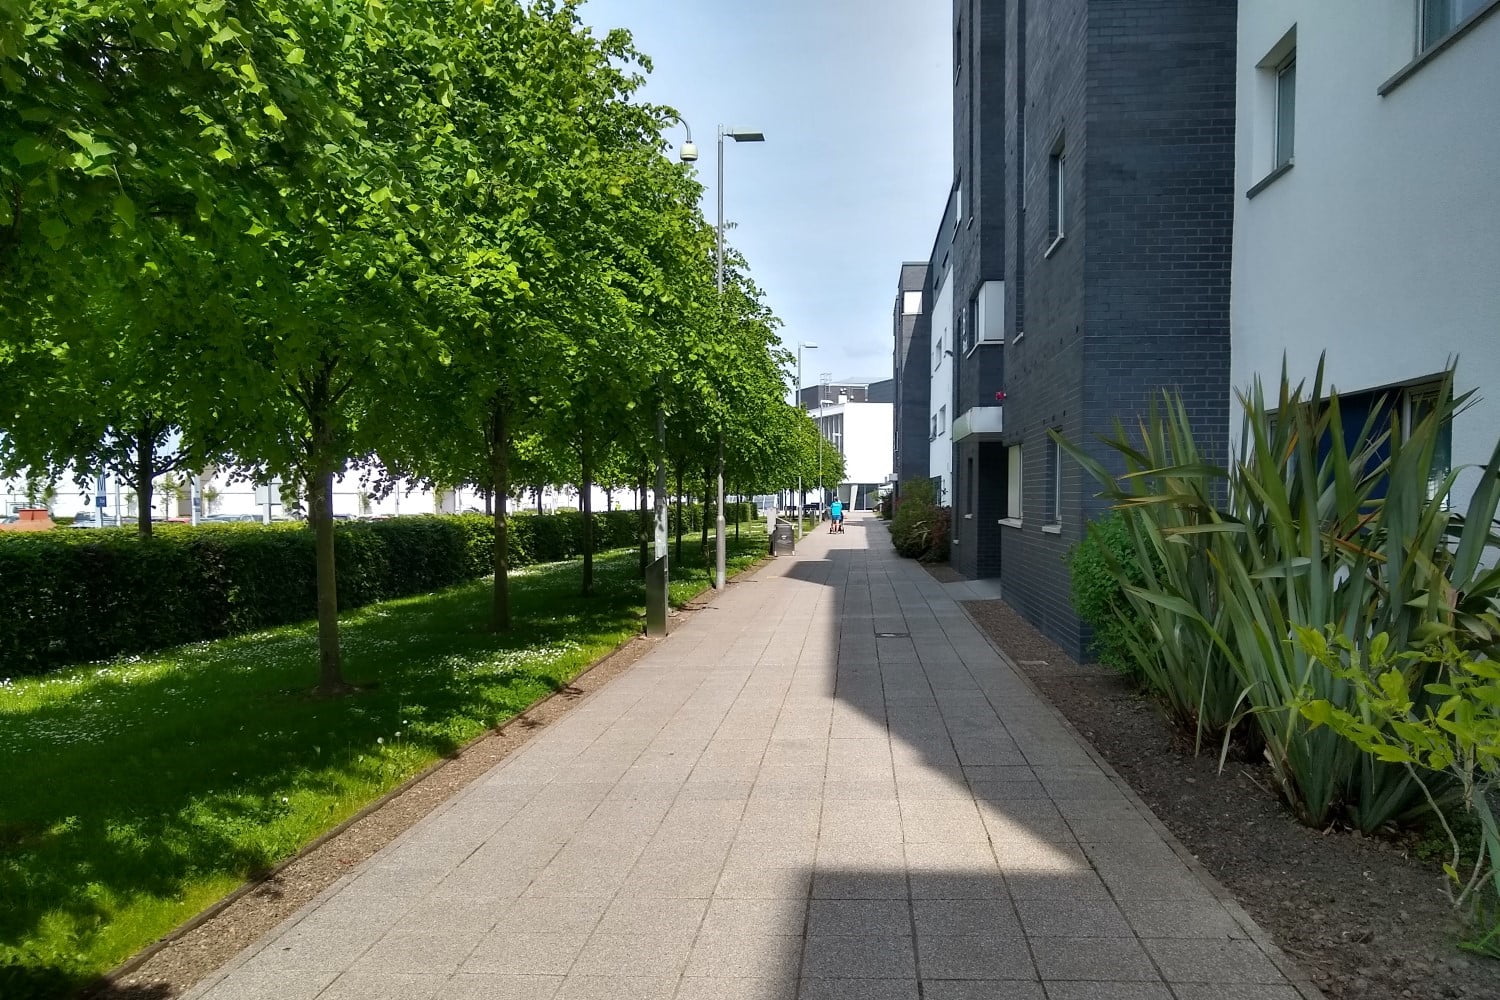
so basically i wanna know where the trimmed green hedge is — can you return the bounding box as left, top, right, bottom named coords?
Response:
left=0, top=505, right=758, bottom=675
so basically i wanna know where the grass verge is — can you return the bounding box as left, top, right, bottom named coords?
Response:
left=0, top=529, right=766, bottom=997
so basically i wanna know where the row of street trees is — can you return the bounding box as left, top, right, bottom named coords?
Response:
left=0, top=0, right=841, bottom=692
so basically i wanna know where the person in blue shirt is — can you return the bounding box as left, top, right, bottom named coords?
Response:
left=830, top=498, right=844, bottom=533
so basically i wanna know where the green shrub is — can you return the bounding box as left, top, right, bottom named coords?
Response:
left=0, top=506, right=745, bottom=676
left=1068, top=513, right=1149, bottom=678
left=891, top=480, right=950, bottom=562
left=1061, top=362, right=1500, bottom=831
left=1295, top=628, right=1500, bottom=955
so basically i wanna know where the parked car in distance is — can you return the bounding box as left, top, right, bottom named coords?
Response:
left=70, top=512, right=121, bottom=528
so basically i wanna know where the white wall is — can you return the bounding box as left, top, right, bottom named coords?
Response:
left=1232, top=1, right=1500, bottom=502
left=825, top=402, right=893, bottom=487
left=929, top=267, right=955, bottom=504
left=5, top=469, right=653, bottom=522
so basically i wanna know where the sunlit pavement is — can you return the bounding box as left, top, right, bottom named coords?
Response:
left=188, top=511, right=1316, bottom=1000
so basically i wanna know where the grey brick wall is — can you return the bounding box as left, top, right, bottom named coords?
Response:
left=893, top=262, right=932, bottom=486
left=952, top=439, right=1006, bottom=578
left=998, top=0, right=1091, bottom=654
left=1081, top=0, right=1237, bottom=518
left=990, top=0, right=1237, bottom=659
left=952, top=0, right=1008, bottom=421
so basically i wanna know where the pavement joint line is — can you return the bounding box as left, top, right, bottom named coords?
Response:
left=178, top=513, right=1313, bottom=999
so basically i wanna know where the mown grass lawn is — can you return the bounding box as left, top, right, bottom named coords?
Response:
left=0, top=529, right=766, bottom=997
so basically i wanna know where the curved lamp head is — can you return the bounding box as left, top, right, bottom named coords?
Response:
left=679, top=141, right=699, bottom=163
left=801, top=341, right=819, bottom=350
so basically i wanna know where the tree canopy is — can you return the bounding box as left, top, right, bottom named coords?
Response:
left=0, top=0, right=825, bottom=691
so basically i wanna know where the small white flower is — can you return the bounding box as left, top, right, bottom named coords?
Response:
left=377, top=737, right=384, bottom=744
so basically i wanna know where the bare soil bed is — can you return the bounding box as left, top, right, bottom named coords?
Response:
left=964, top=597, right=1500, bottom=1000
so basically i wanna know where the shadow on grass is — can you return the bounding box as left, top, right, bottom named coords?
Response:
left=0, top=535, right=766, bottom=997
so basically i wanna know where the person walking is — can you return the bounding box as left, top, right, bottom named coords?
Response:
left=830, top=497, right=844, bottom=534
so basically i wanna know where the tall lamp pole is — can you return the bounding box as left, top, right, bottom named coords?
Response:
left=796, top=340, right=818, bottom=539
left=714, top=126, right=765, bottom=589
left=818, top=372, right=832, bottom=516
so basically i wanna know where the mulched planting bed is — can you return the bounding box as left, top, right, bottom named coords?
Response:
left=964, top=597, right=1500, bottom=1000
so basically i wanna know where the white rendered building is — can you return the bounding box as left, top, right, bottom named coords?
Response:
left=813, top=398, right=894, bottom=511
left=1231, top=1, right=1500, bottom=503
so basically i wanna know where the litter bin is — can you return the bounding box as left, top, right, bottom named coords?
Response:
left=770, top=521, right=796, bottom=556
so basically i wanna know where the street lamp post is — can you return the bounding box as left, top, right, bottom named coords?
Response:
left=795, top=340, right=818, bottom=539
left=818, top=372, right=832, bottom=518
left=714, top=126, right=765, bottom=590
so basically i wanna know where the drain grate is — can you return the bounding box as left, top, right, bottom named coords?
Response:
left=875, top=631, right=910, bottom=639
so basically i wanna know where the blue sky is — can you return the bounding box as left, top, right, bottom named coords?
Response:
left=582, top=0, right=953, bottom=389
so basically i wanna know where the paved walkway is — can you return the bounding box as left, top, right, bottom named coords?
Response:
left=189, top=513, right=1312, bottom=1000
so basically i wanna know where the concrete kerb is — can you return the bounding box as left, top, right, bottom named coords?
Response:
left=956, top=600, right=1326, bottom=1000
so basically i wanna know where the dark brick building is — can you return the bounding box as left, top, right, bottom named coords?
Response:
left=891, top=262, right=932, bottom=487
left=903, top=0, right=1238, bottom=658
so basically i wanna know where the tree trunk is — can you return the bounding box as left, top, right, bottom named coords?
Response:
left=580, top=434, right=595, bottom=596
left=490, top=400, right=511, bottom=632
left=654, top=405, right=669, bottom=564
left=715, top=437, right=727, bottom=590
left=133, top=423, right=155, bottom=540
left=309, top=445, right=347, bottom=695
left=700, top=466, right=711, bottom=557
left=637, top=469, right=648, bottom=578
left=604, top=486, right=613, bottom=512
left=536, top=487, right=543, bottom=516
left=674, top=463, right=684, bottom=565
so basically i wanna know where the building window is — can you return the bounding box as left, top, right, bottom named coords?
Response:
left=1046, top=143, right=1066, bottom=254
left=931, top=414, right=938, bottom=441
left=938, top=406, right=947, bottom=436
left=1274, top=51, right=1296, bottom=168
left=902, top=290, right=923, bottom=315
left=955, top=180, right=963, bottom=232
left=959, top=306, right=970, bottom=355
left=966, top=456, right=976, bottom=515
left=934, top=333, right=943, bottom=371
left=1046, top=433, right=1062, bottom=525
left=1004, top=446, right=1023, bottom=522
left=1421, top=0, right=1490, bottom=51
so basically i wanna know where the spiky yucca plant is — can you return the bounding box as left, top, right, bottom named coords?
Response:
left=1060, top=360, right=1500, bottom=830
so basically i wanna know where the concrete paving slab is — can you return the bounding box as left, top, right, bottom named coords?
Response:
left=184, top=513, right=1311, bottom=1000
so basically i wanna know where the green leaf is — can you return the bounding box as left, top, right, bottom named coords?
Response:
left=113, top=194, right=136, bottom=229
left=12, top=136, right=50, bottom=166
left=38, top=217, right=67, bottom=244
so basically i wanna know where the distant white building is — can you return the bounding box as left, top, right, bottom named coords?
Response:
left=5, top=468, right=646, bottom=523
left=1231, top=1, right=1500, bottom=503
left=811, top=395, right=894, bottom=511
